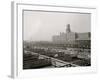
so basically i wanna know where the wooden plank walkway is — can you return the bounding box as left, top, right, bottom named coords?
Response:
left=25, top=50, right=79, bottom=67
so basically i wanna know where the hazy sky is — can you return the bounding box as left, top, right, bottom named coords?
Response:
left=23, top=10, right=91, bottom=41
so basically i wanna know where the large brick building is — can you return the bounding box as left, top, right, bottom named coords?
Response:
left=52, top=24, right=91, bottom=49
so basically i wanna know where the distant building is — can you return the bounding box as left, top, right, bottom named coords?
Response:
left=52, top=24, right=91, bottom=48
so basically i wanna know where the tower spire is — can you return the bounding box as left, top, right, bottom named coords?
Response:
left=66, top=24, right=71, bottom=33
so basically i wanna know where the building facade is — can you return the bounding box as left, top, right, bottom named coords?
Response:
left=52, top=24, right=91, bottom=48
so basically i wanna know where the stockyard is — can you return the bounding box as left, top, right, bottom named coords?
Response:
left=23, top=41, right=90, bottom=69
left=23, top=24, right=91, bottom=69
left=23, top=10, right=91, bottom=69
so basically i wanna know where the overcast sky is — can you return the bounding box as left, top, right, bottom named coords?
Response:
left=23, top=10, right=91, bottom=41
